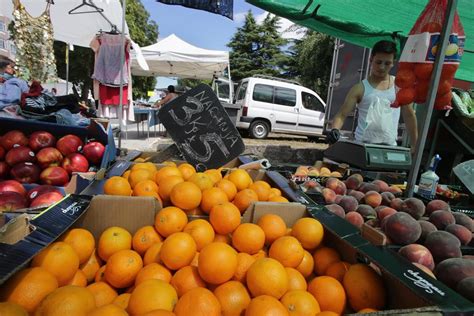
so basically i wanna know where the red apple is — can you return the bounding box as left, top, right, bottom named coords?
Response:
left=0, top=145, right=5, bottom=160
left=40, top=166, right=69, bottom=186
left=83, top=141, right=105, bottom=165
left=29, top=131, right=56, bottom=152
left=27, top=185, right=63, bottom=202
left=36, top=147, right=64, bottom=169
left=30, top=191, right=64, bottom=208
left=0, top=179, right=27, bottom=197
left=0, top=191, right=28, bottom=211
left=0, top=130, right=29, bottom=150
left=61, top=153, right=89, bottom=174
left=56, top=135, right=83, bottom=156
left=10, top=162, right=41, bottom=184
left=0, top=162, right=9, bottom=179
left=5, top=146, right=36, bottom=166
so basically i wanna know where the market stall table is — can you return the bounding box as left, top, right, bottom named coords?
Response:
left=133, top=106, right=163, bottom=139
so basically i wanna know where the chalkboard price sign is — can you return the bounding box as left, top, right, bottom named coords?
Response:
left=158, top=84, right=245, bottom=171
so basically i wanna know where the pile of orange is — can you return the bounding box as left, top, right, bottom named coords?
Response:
left=103, top=162, right=291, bottom=215
left=0, top=209, right=387, bottom=315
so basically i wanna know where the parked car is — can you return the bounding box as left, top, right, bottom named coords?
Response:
left=233, top=75, right=327, bottom=139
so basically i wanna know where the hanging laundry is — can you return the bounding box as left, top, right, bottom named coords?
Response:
left=12, top=0, right=57, bottom=82
left=92, top=34, right=129, bottom=86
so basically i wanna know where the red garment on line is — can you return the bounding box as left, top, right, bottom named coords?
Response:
left=99, top=84, right=129, bottom=106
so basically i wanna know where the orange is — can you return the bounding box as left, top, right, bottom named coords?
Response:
left=198, top=242, right=238, bottom=285
left=87, top=281, right=118, bottom=307
left=113, top=293, right=131, bottom=309
left=170, top=265, right=207, bottom=297
left=285, top=267, right=307, bottom=291
left=269, top=236, right=304, bottom=268
left=0, top=267, right=58, bottom=313
left=252, top=249, right=268, bottom=260
left=95, top=265, right=107, bottom=283
left=155, top=166, right=182, bottom=184
left=143, top=242, right=163, bottom=266
left=162, top=161, right=177, bottom=167
left=178, top=163, right=196, bottom=180
left=358, top=307, right=379, bottom=313
left=268, top=188, right=282, bottom=199
left=325, top=261, right=351, bottom=282
left=268, top=196, right=289, bottom=202
left=200, top=187, right=229, bottom=214
left=214, top=233, right=231, bottom=244
left=132, top=225, right=162, bottom=256
left=249, top=181, right=271, bottom=201
left=307, top=276, right=346, bottom=315
left=215, top=179, right=238, bottom=201
left=257, top=213, right=287, bottom=245
left=204, top=169, right=223, bottom=184
left=158, top=175, right=184, bottom=202
left=190, top=252, right=200, bottom=267
left=61, top=228, right=95, bottom=264
left=105, top=249, right=143, bottom=288
left=184, top=206, right=205, bottom=216
left=131, top=162, right=157, bottom=174
left=183, top=219, right=215, bottom=251
left=245, top=295, right=288, bottom=316
left=154, top=206, right=188, bottom=237
left=232, top=189, right=259, bottom=213
left=189, top=172, right=214, bottom=191
left=88, top=304, right=128, bottom=316
left=98, top=226, right=132, bottom=261
left=295, top=250, right=314, bottom=279
left=104, top=176, right=132, bottom=196
left=342, top=263, right=386, bottom=311
left=316, top=312, right=339, bottom=316
left=31, top=241, right=79, bottom=286
left=34, top=285, right=96, bottom=316
left=280, top=290, right=320, bottom=316
left=246, top=258, right=289, bottom=299
left=81, top=249, right=103, bottom=283
left=160, top=232, right=197, bottom=270
left=209, top=202, right=241, bottom=235
left=214, top=281, right=251, bottom=316
left=135, top=263, right=172, bottom=285
left=170, top=181, right=202, bottom=210
left=139, top=310, right=176, bottom=316
left=291, top=218, right=324, bottom=250
left=0, top=302, right=28, bottom=316
left=67, top=269, right=88, bottom=287
left=233, top=252, right=256, bottom=284
left=122, top=170, right=131, bottom=180
left=312, top=247, right=341, bottom=276
left=232, top=223, right=265, bottom=255
left=127, top=279, right=178, bottom=314
left=133, top=180, right=159, bottom=197
left=129, top=169, right=155, bottom=188
left=174, top=287, right=221, bottom=316
left=228, top=169, right=252, bottom=191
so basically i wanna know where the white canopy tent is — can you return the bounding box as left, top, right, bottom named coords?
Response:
left=131, top=34, right=229, bottom=80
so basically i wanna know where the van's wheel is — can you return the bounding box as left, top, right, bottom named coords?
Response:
left=249, top=120, right=270, bottom=139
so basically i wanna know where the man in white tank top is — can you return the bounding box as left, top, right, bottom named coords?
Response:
left=329, top=41, right=418, bottom=154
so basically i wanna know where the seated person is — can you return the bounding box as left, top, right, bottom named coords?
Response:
left=154, top=85, right=178, bottom=108
left=0, top=61, right=16, bottom=84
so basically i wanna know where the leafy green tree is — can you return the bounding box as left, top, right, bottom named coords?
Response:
left=177, top=78, right=212, bottom=90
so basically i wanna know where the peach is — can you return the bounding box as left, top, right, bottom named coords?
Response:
left=390, top=198, right=403, bottom=211
left=346, top=212, right=364, bottom=228
left=322, top=188, right=337, bottom=204
left=417, top=220, right=437, bottom=243
left=326, top=177, right=347, bottom=195
left=339, top=195, right=358, bottom=213
left=346, top=174, right=363, bottom=190
left=359, top=182, right=380, bottom=193
left=384, top=212, right=422, bottom=245
left=295, top=166, right=309, bottom=177
left=381, top=192, right=396, bottom=206
left=457, top=277, right=474, bottom=302
left=425, top=231, right=462, bottom=263
left=401, top=197, right=425, bottom=219
left=434, top=258, right=474, bottom=289
left=372, top=180, right=390, bottom=192
left=388, top=185, right=403, bottom=195
left=445, top=224, right=472, bottom=245
left=453, top=212, right=474, bottom=232
left=334, top=195, right=343, bottom=204
left=398, top=244, right=435, bottom=271
left=364, top=191, right=382, bottom=208
left=429, top=210, right=455, bottom=230
left=412, top=263, right=436, bottom=279
left=319, top=167, right=331, bottom=177
left=426, top=199, right=450, bottom=215
left=356, top=204, right=377, bottom=221
left=378, top=207, right=397, bottom=221
left=325, top=204, right=345, bottom=218
left=348, top=190, right=365, bottom=203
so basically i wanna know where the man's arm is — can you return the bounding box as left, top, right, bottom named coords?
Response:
left=154, top=94, right=171, bottom=108
left=401, top=103, right=418, bottom=154
left=331, top=83, right=362, bottom=130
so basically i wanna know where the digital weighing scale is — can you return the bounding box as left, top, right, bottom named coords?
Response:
left=324, top=140, right=412, bottom=171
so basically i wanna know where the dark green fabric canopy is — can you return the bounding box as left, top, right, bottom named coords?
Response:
left=246, top=0, right=473, bottom=82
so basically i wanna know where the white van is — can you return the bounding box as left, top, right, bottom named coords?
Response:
left=233, top=75, right=327, bottom=139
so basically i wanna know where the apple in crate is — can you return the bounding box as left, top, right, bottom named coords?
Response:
left=30, top=191, right=64, bottom=208
left=0, top=179, right=27, bottom=197
left=62, top=153, right=89, bottom=174
left=29, top=131, right=56, bottom=152
left=5, top=146, right=36, bottom=166
left=0, top=162, right=9, bottom=179
left=83, top=141, right=105, bottom=165
left=56, top=134, right=83, bottom=156
left=0, top=145, right=5, bottom=160
left=40, top=166, right=69, bottom=186
left=0, top=191, right=28, bottom=211
left=27, top=184, right=63, bottom=202
left=36, top=147, right=64, bottom=169
left=10, top=162, right=41, bottom=184
left=0, top=130, right=28, bottom=150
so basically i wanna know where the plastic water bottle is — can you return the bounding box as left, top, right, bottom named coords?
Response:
left=418, top=154, right=441, bottom=199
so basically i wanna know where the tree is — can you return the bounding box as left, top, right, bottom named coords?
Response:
left=227, top=12, right=288, bottom=81
left=177, top=78, right=211, bottom=90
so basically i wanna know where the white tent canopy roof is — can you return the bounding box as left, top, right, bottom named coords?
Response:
left=1, top=0, right=128, bottom=48
left=131, top=34, right=229, bottom=79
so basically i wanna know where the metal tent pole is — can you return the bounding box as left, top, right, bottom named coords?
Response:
left=406, top=0, right=458, bottom=197
left=118, top=0, right=127, bottom=149
left=227, top=63, right=232, bottom=102
left=65, top=44, right=69, bottom=94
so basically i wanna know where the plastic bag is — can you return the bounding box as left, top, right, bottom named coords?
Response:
left=362, top=96, right=397, bottom=145
left=392, top=0, right=465, bottom=110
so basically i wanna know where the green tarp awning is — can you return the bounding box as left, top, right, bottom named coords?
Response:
left=246, top=0, right=473, bottom=82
